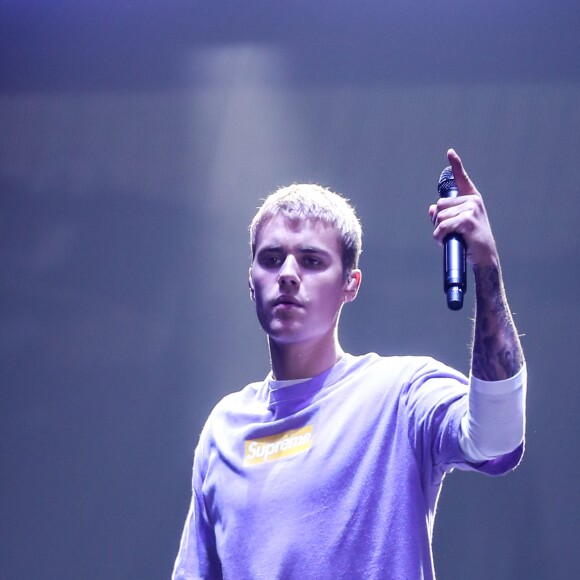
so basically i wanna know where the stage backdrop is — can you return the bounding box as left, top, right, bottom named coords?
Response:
left=1, top=2, right=579, bottom=578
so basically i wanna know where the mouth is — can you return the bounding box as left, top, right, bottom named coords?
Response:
left=273, top=296, right=302, bottom=308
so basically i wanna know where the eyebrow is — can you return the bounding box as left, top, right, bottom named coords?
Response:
left=257, top=245, right=331, bottom=257
left=300, top=247, right=331, bottom=257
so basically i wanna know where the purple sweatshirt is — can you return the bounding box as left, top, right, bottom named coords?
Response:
left=173, top=353, right=523, bottom=579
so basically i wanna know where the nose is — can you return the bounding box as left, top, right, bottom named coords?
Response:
left=277, top=255, right=300, bottom=288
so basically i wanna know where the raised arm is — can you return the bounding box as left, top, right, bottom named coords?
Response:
left=429, top=149, right=524, bottom=381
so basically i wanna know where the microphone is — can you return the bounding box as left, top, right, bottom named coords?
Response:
left=438, top=167, right=466, bottom=310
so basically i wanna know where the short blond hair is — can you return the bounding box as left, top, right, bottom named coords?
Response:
left=249, top=183, right=362, bottom=272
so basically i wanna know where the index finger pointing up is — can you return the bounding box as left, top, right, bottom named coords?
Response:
left=447, top=148, right=478, bottom=196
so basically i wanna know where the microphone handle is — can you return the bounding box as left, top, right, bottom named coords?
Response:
left=441, top=187, right=466, bottom=311
left=443, top=233, right=466, bottom=310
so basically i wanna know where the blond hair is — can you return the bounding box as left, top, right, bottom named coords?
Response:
left=249, top=183, right=362, bottom=272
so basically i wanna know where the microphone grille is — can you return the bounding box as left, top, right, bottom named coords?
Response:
left=438, top=166, right=456, bottom=194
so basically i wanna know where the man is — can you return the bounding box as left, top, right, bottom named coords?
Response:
left=172, top=149, right=526, bottom=579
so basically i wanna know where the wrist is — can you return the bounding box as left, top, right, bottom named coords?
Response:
left=472, top=249, right=500, bottom=272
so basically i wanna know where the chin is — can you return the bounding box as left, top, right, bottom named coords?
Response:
left=266, top=325, right=307, bottom=344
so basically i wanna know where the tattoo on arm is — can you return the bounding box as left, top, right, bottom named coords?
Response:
left=472, top=265, right=524, bottom=381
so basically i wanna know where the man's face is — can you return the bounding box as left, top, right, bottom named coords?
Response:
left=249, top=215, right=359, bottom=346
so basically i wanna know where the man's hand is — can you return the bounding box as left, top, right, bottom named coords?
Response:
left=429, top=149, right=498, bottom=270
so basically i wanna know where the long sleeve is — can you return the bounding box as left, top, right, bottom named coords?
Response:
left=459, top=364, right=527, bottom=462
left=172, top=442, right=222, bottom=580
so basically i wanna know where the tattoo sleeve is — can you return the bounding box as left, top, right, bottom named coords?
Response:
left=471, top=264, right=525, bottom=381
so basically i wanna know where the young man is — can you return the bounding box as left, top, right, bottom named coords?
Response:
left=172, top=149, right=526, bottom=579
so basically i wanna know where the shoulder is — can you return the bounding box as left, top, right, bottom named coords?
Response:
left=207, top=380, right=264, bottom=422
left=345, top=352, right=463, bottom=381
left=198, top=379, right=268, bottom=447
left=343, top=353, right=468, bottom=405
left=192, top=380, right=266, bottom=475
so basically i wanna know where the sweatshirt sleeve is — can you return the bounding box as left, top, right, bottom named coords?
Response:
left=172, top=433, right=222, bottom=580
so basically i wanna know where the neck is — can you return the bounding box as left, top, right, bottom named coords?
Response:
left=268, top=332, right=344, bottom=380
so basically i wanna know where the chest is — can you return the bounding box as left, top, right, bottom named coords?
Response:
left=203, top=385, right=418, bottom=531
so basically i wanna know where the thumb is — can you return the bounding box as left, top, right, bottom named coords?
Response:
left=447, top=148, right=477, bottom=196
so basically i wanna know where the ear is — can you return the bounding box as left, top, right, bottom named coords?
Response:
left=344, top=269, right=362, bottom=303
left=248, top=267, right=255, bottom=301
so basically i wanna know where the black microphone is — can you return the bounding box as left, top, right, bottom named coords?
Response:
left=437, top=167, right=466, bottom=311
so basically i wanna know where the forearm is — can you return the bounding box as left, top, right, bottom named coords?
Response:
left=471, top=262, right=524, bottom=381
left=430, top=149, right=525, bottom=380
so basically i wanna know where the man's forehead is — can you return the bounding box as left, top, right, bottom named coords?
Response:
left=256, top=215, right=340, bottom=249
left=258, top=215, right=337, bottom=236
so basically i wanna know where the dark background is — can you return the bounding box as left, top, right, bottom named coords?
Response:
left=1, top=1, right=579, bottom=578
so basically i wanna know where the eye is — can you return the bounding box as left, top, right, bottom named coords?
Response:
left=259, top=254, right=283, bottom=268
left=302, top=256, right=324, bottom=268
